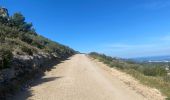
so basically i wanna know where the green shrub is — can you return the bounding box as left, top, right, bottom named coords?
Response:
left=114, top=62, right=124, bottom=69
left=142, top=67, right=157, bottom=76
left=142, top=67, right=167, bottom=76
left=0, top=47, right=13, bottom=69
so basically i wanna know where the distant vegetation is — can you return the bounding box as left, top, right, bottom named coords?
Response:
left=89, top=52, right=170, bottom=100
left=0, top=7, right=75, bottom=70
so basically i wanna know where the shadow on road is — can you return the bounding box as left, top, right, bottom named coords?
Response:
left=11, top=76, right=63, bottom=100
left=7, top=56, right=73, bottom=100
left=31, top=76, right=63, bottom=87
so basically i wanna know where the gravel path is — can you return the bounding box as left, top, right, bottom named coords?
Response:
left=12, top=54, right=164, bottom=100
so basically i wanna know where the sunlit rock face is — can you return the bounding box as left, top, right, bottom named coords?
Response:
left=0, top=7, right=9, bottom=18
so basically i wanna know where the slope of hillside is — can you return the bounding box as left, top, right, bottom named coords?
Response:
left=0, top=7, right=76, bottom=99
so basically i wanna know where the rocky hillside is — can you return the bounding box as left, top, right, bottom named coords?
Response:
left=0, top=7, right=76, bottom=99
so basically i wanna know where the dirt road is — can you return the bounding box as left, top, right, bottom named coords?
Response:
left=12, top=54, right=164, bottom=100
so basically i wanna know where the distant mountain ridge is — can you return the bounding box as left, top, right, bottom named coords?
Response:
left=131, top=55, right=170, bottom=62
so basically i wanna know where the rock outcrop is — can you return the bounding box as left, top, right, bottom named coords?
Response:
left=0, top=7, right=9, bottom=18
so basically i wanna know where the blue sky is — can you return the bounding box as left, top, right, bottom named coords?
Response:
left=1, top=0, right=170, bottom=58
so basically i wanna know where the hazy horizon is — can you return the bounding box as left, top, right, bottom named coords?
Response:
left=2, top=0, right=170, bottom=58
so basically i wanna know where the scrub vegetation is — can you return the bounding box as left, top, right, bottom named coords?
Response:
left=0, top=8, right=75, bottom=70
left=89, top=52, right=170, bottom=100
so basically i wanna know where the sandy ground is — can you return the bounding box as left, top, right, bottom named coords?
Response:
left=12, top=54, right=165, bottom=100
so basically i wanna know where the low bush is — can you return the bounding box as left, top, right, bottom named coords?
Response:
left=0, top=47, right=13, bottom=69
left=21, top=46, right=33, bottom=55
